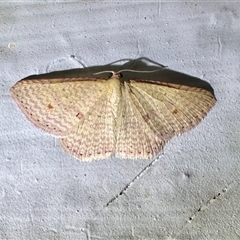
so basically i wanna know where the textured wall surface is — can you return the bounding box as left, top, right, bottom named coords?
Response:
left=1, top=2, right=240, bottom=239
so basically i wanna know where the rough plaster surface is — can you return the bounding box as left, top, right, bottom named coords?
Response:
left=1, top=2, right=240, bottom=240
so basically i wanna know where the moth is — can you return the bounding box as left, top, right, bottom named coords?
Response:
left=11, top=66, right=216, bottom=161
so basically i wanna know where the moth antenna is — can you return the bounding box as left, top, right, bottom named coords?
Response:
left=93, top=70, right=121, bottom=79
left=117, top=69, right=163, bottom=74
left=93, top=68, right=165, bottom=76
left=93, top=70, right=115, bottom=75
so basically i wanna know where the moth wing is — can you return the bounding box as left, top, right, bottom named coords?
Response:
left=11, top=77, right=107, bottom=137
left=60, top=92, right=117, bottom=161
left=115, top=79, right=216, bottom=159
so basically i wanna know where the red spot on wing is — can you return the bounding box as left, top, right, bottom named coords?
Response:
left=48, top=103, right=54, bottom=109
left=172, top=109, right=178, bottom=114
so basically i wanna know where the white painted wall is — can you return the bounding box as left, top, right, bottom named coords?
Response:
left=1, top=2, right=240, bottom=239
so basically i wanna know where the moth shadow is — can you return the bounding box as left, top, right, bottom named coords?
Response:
left=23, top=57, right=215, bottom=95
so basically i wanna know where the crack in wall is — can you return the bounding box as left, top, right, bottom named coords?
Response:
left=105, top=154, right=163, bottom=207
left=172, top=179, right=237, bottom=238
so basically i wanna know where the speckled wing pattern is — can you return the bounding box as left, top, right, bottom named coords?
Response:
left=11, top=74, right=216, bottom=161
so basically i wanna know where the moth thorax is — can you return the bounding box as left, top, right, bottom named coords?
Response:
left=110, top=71, right=123, bottom=79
